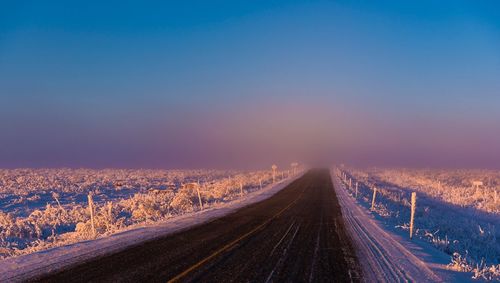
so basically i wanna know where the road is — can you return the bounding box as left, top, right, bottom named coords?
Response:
left=32, top=170, right=362, bottom=283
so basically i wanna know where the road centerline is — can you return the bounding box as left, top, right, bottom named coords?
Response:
left=167, top=188, right=306, bottom=283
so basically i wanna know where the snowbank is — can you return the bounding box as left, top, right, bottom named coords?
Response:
left=331, top=168, right=472, bottom=282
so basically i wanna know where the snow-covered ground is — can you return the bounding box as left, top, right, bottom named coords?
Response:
left=0, top=168, right=295, bottom=260
left=335, top=167, right=500, bottom=281
left=0, top=171, right=302, bottom=282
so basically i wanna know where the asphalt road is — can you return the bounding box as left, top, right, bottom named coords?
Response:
left=33, top=169, right=361, bottom=283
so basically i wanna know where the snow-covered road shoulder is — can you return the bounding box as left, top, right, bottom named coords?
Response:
left=331, top=169, right=459, bottom=282
left=0, top=174, right=302, bottom=282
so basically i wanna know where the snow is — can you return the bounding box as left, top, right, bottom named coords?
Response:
left=0, top=173, right=302, bottom=282
left=342, top=167, right=500, bottom=281
left=331, top=168, right=473, bottom=282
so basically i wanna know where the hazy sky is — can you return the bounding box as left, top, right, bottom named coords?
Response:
left=1, top=0, right=499, bottom=169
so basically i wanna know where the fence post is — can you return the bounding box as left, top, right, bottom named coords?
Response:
left=355, top=182, right=358, bottom=198
left=272, top=165, right=278, bottom=183
left=349, top=178, right=352, bottom=188
left=410, top=192, right=417, bottom=239
left=87, top=193, right=96, bottom=238
left=371, top=187, right=377, bottom=211
left=240, top=182, right=244, bottom=197
left=196, top=184, right=204, bottom=210
left=259, top=179, right=262, bottom=190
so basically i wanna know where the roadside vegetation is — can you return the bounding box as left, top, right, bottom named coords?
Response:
left=0, top=169, right=288, bottom=259
left=342, top=167, right=500, bottom=280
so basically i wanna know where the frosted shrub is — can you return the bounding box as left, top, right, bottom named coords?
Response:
left=472, top=260, right=500, bottom=280
left=170, top=188, right=196, bottom=214
left=75, top=222, right=94, bottom=239
left=128, top=191, right=174, bottom=221
left=449, top=252, right=472, bottom=272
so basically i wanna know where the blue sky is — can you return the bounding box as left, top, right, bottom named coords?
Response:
left=1, top=1, right=499, bottom=168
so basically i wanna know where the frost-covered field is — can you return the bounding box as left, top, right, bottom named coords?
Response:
left=341, top=167, right=500, bottom=281
left=0, top=168, right=284, bottom=260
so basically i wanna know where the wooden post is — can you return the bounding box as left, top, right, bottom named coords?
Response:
left=196, top=184, right=203, bottom=210
left=291, top=162, right=298, bottom=175
left=87, top=193, right=96, bottom=238
left=272, top=165, right=278, bottom=183
left=494, top=189, right=497, bottom=204
left=107, top=201, right=113, bottom=221
left=349, top=178, right=352, bottom=188
left=224, top=183, right=229, bottom=195
left=410, top=192, right=417, bottom=239
left=259, top=179, right=262, bottom=190
left=53, top=193, right=63, bottom=210
left=371, top=187, right=377, bottom=211
left=355, top=182, right=358, bottom=198
left=106, top=201, right=114, bottom=231
left=240, top=182, right=244, bottom=197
